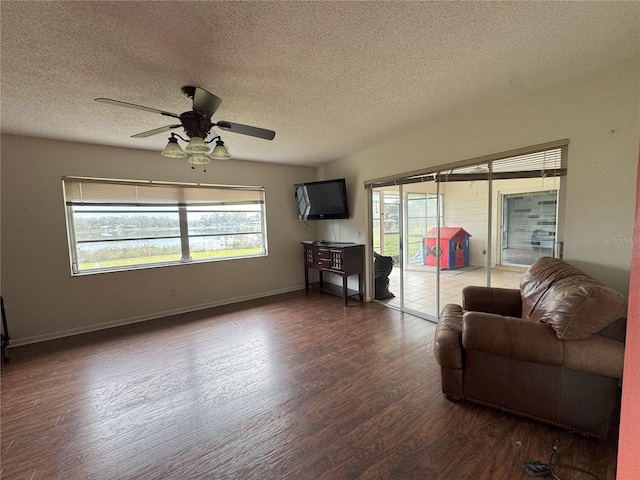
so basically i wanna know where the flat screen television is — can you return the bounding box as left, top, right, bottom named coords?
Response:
left=294, top=178, right=349, bottom=220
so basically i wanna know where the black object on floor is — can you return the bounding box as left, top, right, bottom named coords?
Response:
left=522, top=461, right=552, bottom=477
left=374, top=252, right=395, bottom=300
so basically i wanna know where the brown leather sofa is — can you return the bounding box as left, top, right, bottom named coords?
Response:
left=434, top=256, right=627, bottom=437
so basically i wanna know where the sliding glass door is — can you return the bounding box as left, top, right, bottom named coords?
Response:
left=372, top=188, right=402, bottom=309
left=403, top=188, right=443, bottom=318
left=367, top=142, right=567, bottom=322
left=372, top=184, right=447, bottom=319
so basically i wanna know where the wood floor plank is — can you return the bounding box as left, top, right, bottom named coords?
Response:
left=1, top=290, right=618, bottom=479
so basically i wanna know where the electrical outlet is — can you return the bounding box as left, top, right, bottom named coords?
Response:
left=169, top=289, right=177, bottom=297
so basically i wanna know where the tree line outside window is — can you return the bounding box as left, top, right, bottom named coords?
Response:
left=63, top=178, right=267, bottom=275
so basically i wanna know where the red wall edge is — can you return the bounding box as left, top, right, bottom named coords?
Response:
left=617, top=143, right=640, bottom=479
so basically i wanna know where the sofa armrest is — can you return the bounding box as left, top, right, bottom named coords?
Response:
left=461, top=311, right=563, bottom=366
left=434, top=304, right=464, bottom=369
left=564, top=335, right=625, bottom=378
left=462, top=286, right=522, bottom=317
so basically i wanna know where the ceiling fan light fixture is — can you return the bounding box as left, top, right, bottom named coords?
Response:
left=95, top=86, right=275, bottom=171
left=188, top=152, right=211, bottom=165
left=185, top=136, right=210, bottom=153
left=161, top=136, right=187, bottom=158
left=210, top=139, right=232, bottom=160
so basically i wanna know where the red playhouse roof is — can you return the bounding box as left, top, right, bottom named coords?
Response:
left=426, top=227, right=472, bottom=239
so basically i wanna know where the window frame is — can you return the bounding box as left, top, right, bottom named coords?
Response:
left=62, top=177, right=268, bottom=275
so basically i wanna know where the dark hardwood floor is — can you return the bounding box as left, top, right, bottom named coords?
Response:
left=1, top=290, right=617, bottom=479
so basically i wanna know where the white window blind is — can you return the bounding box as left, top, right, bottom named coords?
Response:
left=62, top=177, right=268, bottom=275
left=63, top=178, right=265, bottom=206
left=365, top=139, right=568, bottom=188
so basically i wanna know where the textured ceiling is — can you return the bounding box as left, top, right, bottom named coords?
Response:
left=1, top=1, right=638, bottom=165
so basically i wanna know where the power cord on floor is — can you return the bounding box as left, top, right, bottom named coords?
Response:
left=522, top=440, right=602, bottom=480
left=548, top=441, right=562, bottom=480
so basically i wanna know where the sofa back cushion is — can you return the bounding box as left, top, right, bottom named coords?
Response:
left=520, top=257, right=627, bottom=340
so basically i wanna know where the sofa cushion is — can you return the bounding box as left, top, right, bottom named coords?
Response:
left=520, top=257, right=627, bottom=340
left=462, top=286, right=522, bottom=317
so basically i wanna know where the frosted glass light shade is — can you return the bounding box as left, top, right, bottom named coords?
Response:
left=188, top=153, right=211, bottom=165
left=185, top=136, right=210, bottom=153
left=161, top=138, right=187, bottom=158
left=210, top=140, right=231, bottom=160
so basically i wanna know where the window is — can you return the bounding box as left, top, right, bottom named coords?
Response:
left=406, top=192, right=443, bottom=265
left=63, top=177, right=267, bottom=275
left=501, top=190, right=558, bottom=266
left=372, top=190, right=401, bottom=258
left=373, top=189, right=443, bottom=263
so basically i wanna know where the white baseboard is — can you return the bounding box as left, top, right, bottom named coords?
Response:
left=9, top=285, right=305, bottom=347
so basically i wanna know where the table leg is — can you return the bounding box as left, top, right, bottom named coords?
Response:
left=343, top=275, right=349, bottom=306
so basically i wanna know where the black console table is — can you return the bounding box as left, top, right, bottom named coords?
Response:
left=302, top=242, right=364, bottom=305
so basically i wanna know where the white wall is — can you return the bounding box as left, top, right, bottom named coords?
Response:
left=2, top=59, right=638, bottom=342
left=321, top=59, right=640, bottom=296
left=0, top=135, right=318, bottom=343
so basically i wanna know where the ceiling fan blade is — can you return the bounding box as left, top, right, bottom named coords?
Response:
left=216, top=121, right=276, bottom=140
left=95, top=98, right=180, bottom=118
left=192, top=87, right=222, bottom=119
left=131, top=124, right=181, bottom=138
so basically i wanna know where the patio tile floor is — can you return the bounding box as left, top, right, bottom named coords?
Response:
left=380, top=264, right=526, bottom=319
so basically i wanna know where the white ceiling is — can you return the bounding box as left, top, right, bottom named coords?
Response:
left=1, top=1, right=638, bottom=166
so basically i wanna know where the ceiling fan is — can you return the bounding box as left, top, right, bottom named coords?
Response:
left=95, top=86, right=275, bottom=166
